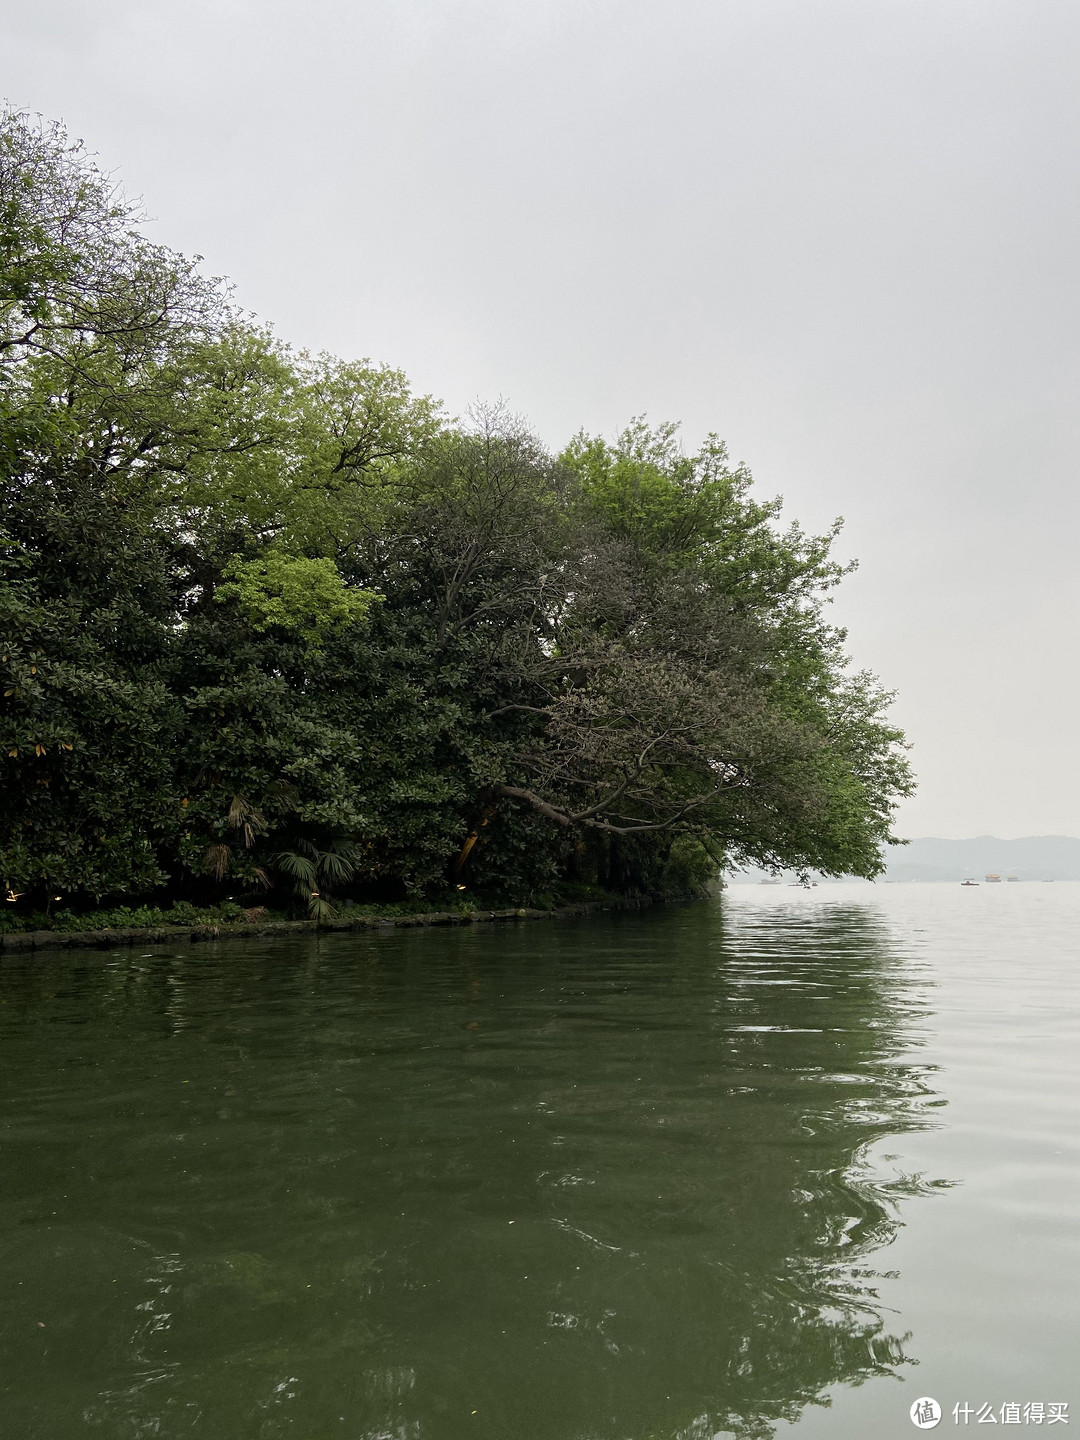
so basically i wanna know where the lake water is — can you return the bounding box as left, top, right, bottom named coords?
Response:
left=1, top=884, right=1077, bottom=1439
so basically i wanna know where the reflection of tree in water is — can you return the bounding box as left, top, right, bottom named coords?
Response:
left=0, top=903, right=948, bottom=1440
left=369, top=900, right=945, bottom=1440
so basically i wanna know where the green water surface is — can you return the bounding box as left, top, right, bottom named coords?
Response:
left=1, top=885, right=1077, bottom=1438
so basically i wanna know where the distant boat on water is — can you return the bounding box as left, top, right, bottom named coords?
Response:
left=961, top=879, right=979, bottom=886
left=985, top=873, right=1001, bottom=883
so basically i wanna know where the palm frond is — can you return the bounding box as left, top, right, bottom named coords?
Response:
left=318, top=850, right=355, bottom=885
left=202, top=843, right=233, bottom=880
left=274, top=851, right=317, bottom=886
left=226, top=793, right=253, bottom=827
left=226, top=794, right=268, bottom=849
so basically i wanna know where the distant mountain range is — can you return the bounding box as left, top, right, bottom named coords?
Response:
left=727, top=836, right=1080, bottom=883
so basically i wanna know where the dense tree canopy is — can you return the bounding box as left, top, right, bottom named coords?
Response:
left=1, top=108, right=912, bottom=918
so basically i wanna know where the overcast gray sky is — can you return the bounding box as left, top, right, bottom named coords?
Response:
left=4, top=0, right=1078, bottom=839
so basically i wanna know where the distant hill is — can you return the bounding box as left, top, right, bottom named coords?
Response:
left=727, top=836, right=1080, bottom=883
left=881, top=835, right=1080, bottom=882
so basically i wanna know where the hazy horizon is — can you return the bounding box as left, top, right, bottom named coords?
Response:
left=729, top=834, right=1080, bottom=882
left=902, top=832, right=1080, bottom=841
left=4, top=0, right=1077, bottom=839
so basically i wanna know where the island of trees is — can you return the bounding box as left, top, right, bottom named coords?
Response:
left=0, top=109, right=912, bottom=928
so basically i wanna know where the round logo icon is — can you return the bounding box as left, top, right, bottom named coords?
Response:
left=910, top=1397, right=942, bottom=1429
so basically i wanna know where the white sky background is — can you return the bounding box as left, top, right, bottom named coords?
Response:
left=3, top=0, right=1078, bottom=839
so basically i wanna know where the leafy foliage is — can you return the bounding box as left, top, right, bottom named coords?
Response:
left=272, top=837, right=363, bottom=919
left=217, top=553, right=378, bottom=649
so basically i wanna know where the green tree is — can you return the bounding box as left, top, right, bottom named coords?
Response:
left=1, top=107, right=913, bottom=918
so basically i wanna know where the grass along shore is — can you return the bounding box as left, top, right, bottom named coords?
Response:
left=0, top=890, right=662, bottom=953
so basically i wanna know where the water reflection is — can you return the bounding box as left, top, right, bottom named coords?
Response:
left=0, top=899, right=947, bottom=1438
